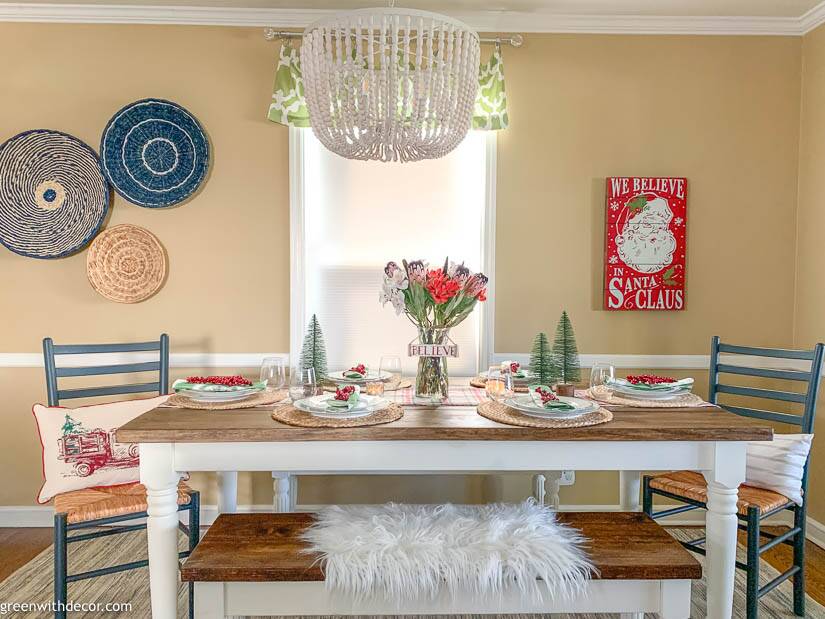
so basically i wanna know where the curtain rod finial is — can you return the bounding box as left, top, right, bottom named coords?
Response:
left=509, top=33, right=524, bottom=48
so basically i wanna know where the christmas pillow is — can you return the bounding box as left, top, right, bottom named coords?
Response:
left=33, top=395, right=169, bottom=504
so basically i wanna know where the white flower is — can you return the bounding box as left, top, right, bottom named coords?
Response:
left=673, top=216, right=684, bottom=226
left=389, top=269, right=409, bottom=290
left=380, top=280, right=406, bottom=315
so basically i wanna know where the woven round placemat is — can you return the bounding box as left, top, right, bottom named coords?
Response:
left=586, top=386, right=708, bottom=408
left=323, top=378, right=412, bottom=393
left=87, top=224, right=166, bottom=303
left=167, top=389, right=287, bottom=410
left=271, top=402, right=404, bottom=428
left=477, top=400, right=612, bottom=429
left=470, top=377, right=529, bottom=393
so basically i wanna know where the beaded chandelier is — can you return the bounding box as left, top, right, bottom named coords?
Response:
left=301, top=8, right=480, bottom=163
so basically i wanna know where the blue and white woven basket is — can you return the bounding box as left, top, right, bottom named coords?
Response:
left=100, top=98, right=210, bottom=208
left=0, top=129, right=110, bottom=259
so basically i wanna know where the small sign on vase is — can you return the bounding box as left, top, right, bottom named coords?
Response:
left=603, top=177, right=687, bottom=311
left=408, top=335, right=459, bottom=359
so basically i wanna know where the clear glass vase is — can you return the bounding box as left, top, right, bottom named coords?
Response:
left=414, top=327, right=450, bottom=406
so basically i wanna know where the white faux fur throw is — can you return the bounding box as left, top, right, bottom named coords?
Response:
left=301, top=501, right=594, bottom=603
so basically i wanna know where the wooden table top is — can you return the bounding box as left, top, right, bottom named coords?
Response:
left=118, top=404, right=772, bottom=443
left=179, top=512, right=702, bottom=582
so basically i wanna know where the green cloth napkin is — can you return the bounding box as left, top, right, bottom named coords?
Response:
left=528, top=385, right=576, bottom=411
left=327, top=387, right=360, bottom=410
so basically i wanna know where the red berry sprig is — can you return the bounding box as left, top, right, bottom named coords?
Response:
left=510, top=362, right=520, bottom=373
left=348, top=364, right=367, bottom=375
left=334, top=385, right=357, bottom=401
left=626, top=374, right=676, bottom=385
left=534, top=386, right=558, bottom=403
left=186, top=375, right=252, bottom=387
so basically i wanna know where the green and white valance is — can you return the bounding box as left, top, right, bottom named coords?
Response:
left=267, top=44, right=310, bottom=128
left=267, top=43, right=508, bottom=131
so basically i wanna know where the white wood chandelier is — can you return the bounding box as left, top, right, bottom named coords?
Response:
left=300, top=7, right=481, bottom=163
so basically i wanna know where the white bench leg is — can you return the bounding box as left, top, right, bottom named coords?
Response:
left=194, top=582, right=224, bottom=618
left=659, top=579, right=691, bottom=618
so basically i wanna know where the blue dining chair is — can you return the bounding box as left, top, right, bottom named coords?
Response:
left=43, top=334, right=199, bottom=619
left=643, top=336, right=823, bottom=618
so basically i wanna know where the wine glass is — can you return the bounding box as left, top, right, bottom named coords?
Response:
left=486, top=365, right=514, bottom=402
left=380, top=355, right=402, bottom=384
left=289, top=367, right=317, bottom=403
left=589, top=363, right=615, bottom=396
left=260, top=357, right=286, bottom=391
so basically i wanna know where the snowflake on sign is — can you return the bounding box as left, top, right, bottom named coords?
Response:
left=603, top=177, right=687, bottom=311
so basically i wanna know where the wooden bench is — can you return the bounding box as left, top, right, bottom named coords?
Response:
left=181, top=512, right=701, bottom=618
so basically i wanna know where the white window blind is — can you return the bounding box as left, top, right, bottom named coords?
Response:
left=300, top=130, right=490, bottom=378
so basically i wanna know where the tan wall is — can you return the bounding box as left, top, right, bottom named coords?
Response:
left=796, top=23, right=825, bottom=521
left=0, top=25, right=809, bottom=512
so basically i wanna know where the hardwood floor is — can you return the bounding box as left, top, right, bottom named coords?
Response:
left=2, top=525, right=825, bottom=606
left=0, top=528, right=52, bottom=581
left=745, top=526, right=825, bottom=606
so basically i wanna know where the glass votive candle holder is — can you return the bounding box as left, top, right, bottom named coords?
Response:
left=364, top=379, right=385, bottom=396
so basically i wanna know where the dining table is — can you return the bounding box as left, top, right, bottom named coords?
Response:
left=118, top=394, right=772, bottom=619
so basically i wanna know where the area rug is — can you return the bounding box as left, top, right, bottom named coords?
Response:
left=0, top=528, right=821, bottom=618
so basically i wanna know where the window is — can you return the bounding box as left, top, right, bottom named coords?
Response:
left=291, top=129, right=495, bottom=377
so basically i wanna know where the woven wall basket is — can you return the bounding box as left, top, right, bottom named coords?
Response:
left=0, top=130, right=110, bottom=259
left=100, top=99, right=210, bottom=208
left=87, top=224, right=167, bottom=303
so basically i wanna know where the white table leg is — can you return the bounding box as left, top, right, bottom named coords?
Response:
left=619, top=470, right=641, bottom=511
left=703, top=442, right=747, bottom=619
left=272, top=472, right=294, bottom=512
left=216, top=471, right=238, bottom=514
left=141, top=443, right=181, bottom=619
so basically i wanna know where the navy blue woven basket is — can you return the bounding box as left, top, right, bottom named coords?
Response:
left=0, top=129, right=110, bottom=259
left=100, top=98, right=210, bottom=208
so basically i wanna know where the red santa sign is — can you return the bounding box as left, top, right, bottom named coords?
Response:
left=604, top=177, right=687, bottom=311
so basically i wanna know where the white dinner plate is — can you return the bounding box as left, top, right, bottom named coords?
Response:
left=328, top=370, right=392, bottom=384
left=293, top=394, right=389, bottom=418
left=178, top=390, right=258, bottom=403
left=609, top=385, right=691, bottom=400
left=504, top=395, right=598, bottom=419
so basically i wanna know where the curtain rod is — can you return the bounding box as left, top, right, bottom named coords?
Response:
left=263, top=28, right=523, bottom=47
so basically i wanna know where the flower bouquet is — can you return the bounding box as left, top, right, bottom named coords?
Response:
left=380, top=258, right=488, bottom=404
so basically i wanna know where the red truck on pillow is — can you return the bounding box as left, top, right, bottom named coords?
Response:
left=58, top=427, right=138, bottom=477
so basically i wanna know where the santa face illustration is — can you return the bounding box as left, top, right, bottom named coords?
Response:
left=615, top=195, right=677, bottom=274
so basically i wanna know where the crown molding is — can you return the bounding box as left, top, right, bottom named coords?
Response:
left=0, top=2, right=821, bottom=36
left=801, top=0, right=825, bottom=34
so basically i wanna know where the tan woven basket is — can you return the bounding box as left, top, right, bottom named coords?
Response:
left=86, top=224, right=167, bottom=303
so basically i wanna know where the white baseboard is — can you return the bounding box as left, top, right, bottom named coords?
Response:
left=0, top=505, right=54, bottom=527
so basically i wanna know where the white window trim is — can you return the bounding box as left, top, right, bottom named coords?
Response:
left=289, top=128, right=498, bottom=374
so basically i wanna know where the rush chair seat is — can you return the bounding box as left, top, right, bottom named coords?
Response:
left=44, top=334, right=200, bottom=619
left=643, top=336, right=824, bottom=619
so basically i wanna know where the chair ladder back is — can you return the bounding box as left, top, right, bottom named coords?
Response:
left=709, top=336, right=824, bottom=434
left=43, top=334, right=170, bottom=406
